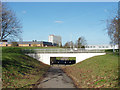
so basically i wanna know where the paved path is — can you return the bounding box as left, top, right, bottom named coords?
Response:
left=37, top=66, right=76, bottom=88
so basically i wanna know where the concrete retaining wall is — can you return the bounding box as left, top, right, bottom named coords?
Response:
left=27, top=53, right=106, bottom=65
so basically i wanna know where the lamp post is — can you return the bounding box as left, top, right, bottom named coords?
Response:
left=113, top=43, right=115, bottom=53
left=70, top=41, right=71, bottom=49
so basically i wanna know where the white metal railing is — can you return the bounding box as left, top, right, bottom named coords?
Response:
left=23, top=48, right=105, bottom=53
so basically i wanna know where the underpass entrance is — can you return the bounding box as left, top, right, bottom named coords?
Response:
left=50, top=57, right=76, bottom=65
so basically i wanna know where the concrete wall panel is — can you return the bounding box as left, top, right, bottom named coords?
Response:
left=27, top=53, right=106, bottom=65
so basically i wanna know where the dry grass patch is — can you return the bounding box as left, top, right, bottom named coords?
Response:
left=63, top=54, right=118, bottom=88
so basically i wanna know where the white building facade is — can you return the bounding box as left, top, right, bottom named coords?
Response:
left=85, top=45, right=118, bottom=50
left=48, top=35, right=62, bottom=46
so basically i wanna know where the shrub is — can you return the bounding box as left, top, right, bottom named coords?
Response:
left=11, top=42, right=19, bottom=47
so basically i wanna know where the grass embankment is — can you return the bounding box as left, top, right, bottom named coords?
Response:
left=63, top=51, right=118, bottom=88
left=2, top=47, right=50, bottom=88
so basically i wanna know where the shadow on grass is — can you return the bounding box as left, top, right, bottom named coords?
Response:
left=2, top=47, right=50, bottom=88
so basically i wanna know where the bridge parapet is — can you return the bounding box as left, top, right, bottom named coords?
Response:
left=24, top=48, right=105, bottom=53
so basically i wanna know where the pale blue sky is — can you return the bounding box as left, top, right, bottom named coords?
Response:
left=6, top=2, right=118, bottom=45
left=2, top=0, right=120, bottom=2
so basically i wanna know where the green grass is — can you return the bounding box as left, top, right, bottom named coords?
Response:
left=56, top=57, right=76, bottom=60
left=105, top=49, right=119, bottom=55
left=2, top=47, right=24, bottom=54
left=2, top=47, right=50, bottom=88
left=63, top=53, right=119, bottom=88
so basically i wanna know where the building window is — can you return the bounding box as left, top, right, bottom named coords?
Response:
left=29, top=44, right=31, bottom=46
left=86, top=46, right=88, bottom=48
left=106, top=46, right=108, bottom=48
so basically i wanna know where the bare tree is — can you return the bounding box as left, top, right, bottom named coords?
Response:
left=106, top=16, right=119, bottom=45
left=64, top=41, right=70, bottom=48
left=0, top=3, right=22, bottom=41
left=64, top=37, right=87, bottom=48
left=70, top=41, right=74, bottom=48
left=75, top=36, right=87, bottom=48
left=64, top=41, right=73, bottom=48
left=105, top=5, right=119, bottom=46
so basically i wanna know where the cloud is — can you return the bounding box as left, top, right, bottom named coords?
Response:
left=54, top=20, right=63, bottom=23
left=22, top=10, right=27, bottom=14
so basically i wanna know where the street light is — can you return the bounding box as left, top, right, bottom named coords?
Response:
left=113, top=43, right=115, bottom=53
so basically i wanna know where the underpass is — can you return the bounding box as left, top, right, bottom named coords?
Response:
left=26, top=49, right=106, bottom=65
left=50, top=57, right=76, bottom=65
left=25, top=49, right=106, bottom=88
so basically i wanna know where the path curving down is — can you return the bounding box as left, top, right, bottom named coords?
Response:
left=37, top=66, right=76, bottom=88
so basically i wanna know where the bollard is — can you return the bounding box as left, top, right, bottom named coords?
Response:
left=65, top=61, right=66, bottom=66
left=52, top=61, right=53, bottom=66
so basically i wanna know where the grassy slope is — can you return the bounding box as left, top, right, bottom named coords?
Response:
left=63, top=53, right=118, bottom=88
left=2, top=47, right=50, bottom=88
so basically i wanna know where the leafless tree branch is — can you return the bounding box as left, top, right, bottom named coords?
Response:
left=0, top=3, right=22, bottom=41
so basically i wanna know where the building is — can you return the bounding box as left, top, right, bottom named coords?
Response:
left=85, top=45, right=118, bottom=50
left=18, top=41, right=54, bottom=47
left=0, top=40, right=8, bottom=46
left=0, top=41, right=56, bottom=47
left=0, top=42, right=8, bottom=46
left=48, top=35, right=62, bottom=46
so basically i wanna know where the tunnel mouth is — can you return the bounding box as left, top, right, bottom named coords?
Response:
left=50, top=57, right=76, bottom=65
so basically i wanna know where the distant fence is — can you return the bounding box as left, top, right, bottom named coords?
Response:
left=23, top=48, right=105, bottom=53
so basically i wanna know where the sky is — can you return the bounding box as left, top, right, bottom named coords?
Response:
left=5, top=2, right=118, bottom=45
left=2, top=0, right=120, bottom=2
